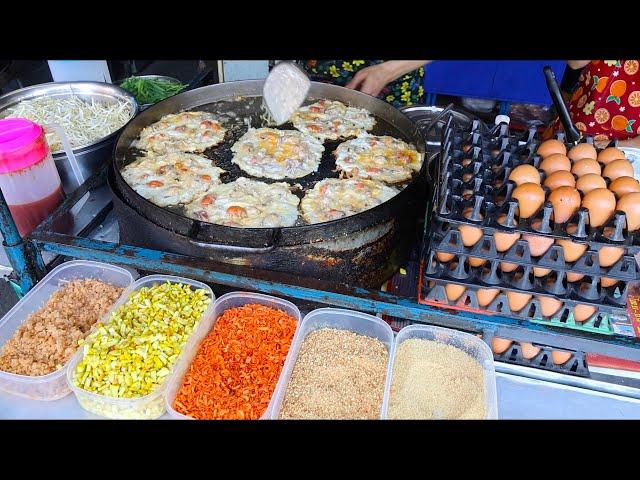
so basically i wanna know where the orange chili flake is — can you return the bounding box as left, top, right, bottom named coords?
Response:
left=173, top=304, right=297, bottom=420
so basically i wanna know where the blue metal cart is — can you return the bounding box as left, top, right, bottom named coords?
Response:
left=1, top=161, right=639, bottom=364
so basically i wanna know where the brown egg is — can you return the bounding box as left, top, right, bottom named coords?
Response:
left=566, top=272, right=585, bottom=282
left=571, top=158, right=601, bottom=177
left=463, top=189, right=476, bottom=200
left=576, top=173, right=607, bottom=195
left=462, top=143, right=472, bottom=153
left=573, top=304, right=597, bottom=323
left=469, top=257, right=487, bottom=268
left=603, top=158, right=634, bottom=181
left=601, top=277, right=619, bottom=288
left=477, top=288, right=500, bottom=307
left=609, top=176, right=640, bottom=199
left=523, top=234, right=554, bottom=257
left=548, top=186, right=581, bottom=223
left=508, top=164, right=541, bottom=186
left=543, top=170, right=576, bottom=190
left=556, top=239, right=588, bottom=262
left=599, top=246, right=624, bottom=267
left=436, top=251, right=455, bottom=263
left=494, top=214, right=520, bottom=252
left=520, top=342, right=541, bottom=359
left=500, top=262, right=518, bottom=272
left=598, top=146, right=626, bottom=165
left=507, top=291, right=532, bottom=312
left=462, top=173, right=473, bottom=183
left=459, top=207, right=484, bottom=247
left=582, top=188, right=616, bottom=227
left=540, top=154, right=572, bottom=175
left=617, top=192, right=640, bottom=231
left=491, top=337, right=513, bottom=354
left=512, top=183, right=545, bottom=219
left=539, top=296, right=563, bottom=317
left=551, top=351, right=573, bottom=365
left=537, top=139, right=567, bottom=158
left=445, top=284, right=466, bottom=302
left=533, top=267, right=551, bottom=277
left=568, top=143, right=597, bottom=162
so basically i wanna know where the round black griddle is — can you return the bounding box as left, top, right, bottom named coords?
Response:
left=112, top=80, right=427, bottom=249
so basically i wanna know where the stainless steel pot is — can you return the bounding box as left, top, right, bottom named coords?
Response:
left=400, top=104, right=473, bottom=148
left=0, top=81, right=138, bottom=193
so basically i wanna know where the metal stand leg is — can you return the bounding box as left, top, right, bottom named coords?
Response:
left=0, top=189, right=45, bottom=293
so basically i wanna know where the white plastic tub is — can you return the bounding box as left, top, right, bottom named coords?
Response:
left=381, top=324, right=498, bottom=419
left=0, top=260, right=135, bottom=401
left=66, top=274, right=214, bottom=419
left=165, top=291, right=301, bottom=420
left=269, top=307, right=395, bottom=419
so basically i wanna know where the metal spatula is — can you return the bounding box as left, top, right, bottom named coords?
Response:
left=544, top=65, right=582, bottom=144
left=262, top=62, right=311, bottom=125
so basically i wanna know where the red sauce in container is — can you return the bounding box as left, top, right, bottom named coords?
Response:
left=8, top=185, right=65, bottom=237
left=0, top=119, right=67, bottom=238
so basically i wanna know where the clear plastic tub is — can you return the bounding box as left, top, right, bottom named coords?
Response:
left=269, top=307, right=395, bottom=420
left=0, top=260, right=135, bottom=401
left=381, top=324, right=498, bottom=419
left=66, top=274, right=215, bottom=419
left=165, top=291, right=302, bottom=420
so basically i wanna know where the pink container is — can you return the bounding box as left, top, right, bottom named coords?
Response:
left=0, top=119, right=64, bottom=237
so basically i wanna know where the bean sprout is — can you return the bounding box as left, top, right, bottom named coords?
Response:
left=1, top=95, right=132, bottom=153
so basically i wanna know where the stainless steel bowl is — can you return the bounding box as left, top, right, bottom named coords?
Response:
left=0, top=81, right=138, bottom=193
left=400, top=104, right=473, bottom=148
left=117, top=75, right=183, bottom=111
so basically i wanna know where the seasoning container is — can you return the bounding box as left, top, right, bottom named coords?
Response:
left=66, top=275, right=215, bottom=419
left=0, top=260, right=135, bottom=401
left=165, top=292, right=301, bottom=420
left=269, top=308, right=394, bottom=419
left=381, top=324, right=498, bottom=419
left=0, top=118, right=65, bottom=236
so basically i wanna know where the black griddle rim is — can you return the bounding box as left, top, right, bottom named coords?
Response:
left=111, top=86, right=428, bottom=248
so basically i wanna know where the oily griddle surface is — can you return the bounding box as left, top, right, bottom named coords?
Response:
left=119, top=96, right=417, bottom=225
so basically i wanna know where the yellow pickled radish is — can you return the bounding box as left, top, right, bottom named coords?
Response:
left=73, top=282, right=211, bottom=398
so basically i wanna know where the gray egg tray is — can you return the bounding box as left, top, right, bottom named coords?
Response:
left=436, top=123, right=640, bottom=250
left=419, top=278, right=617, bottom=335
left=423, top=249, right=629, bottom=307
left=427, top=218, right=640, bottom=281
left=490, top=340, right=590, bottom=377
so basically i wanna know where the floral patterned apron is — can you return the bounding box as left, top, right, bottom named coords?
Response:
left=299, top=60, right=424, bottom=108
left=549, top=60, right=640, bottom=144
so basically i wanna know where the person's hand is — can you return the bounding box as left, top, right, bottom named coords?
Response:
left=346, top=63, right=395, bottom=97
left=346, top=60, right=430, bottom=97
left=617, top=135, right=640, bottom=149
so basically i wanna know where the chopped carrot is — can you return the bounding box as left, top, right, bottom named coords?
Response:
left=173, top=304, right=297, bottom=420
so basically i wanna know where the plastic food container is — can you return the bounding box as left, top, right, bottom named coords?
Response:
left=0, top=118, right=65, bottom=237
left=0, top=260, right=135, bottom=401
left=66, top=275, right=214, bottom=419
left=165, top=291, right=302, bottom=420
left=381, top=324, right=498, bottom=419
left=269, top=307, right=395, bottom=420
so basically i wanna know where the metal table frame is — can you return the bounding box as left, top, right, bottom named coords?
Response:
left=2, top=164, right=640, bottom=362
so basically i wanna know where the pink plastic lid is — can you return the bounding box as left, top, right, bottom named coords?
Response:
left=0, top=118, right=50, bottom=174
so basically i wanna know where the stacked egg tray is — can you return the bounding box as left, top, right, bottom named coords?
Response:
left=489, top=339, right=590, bottom=377
left=420, top=118, right=639, bottom=336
